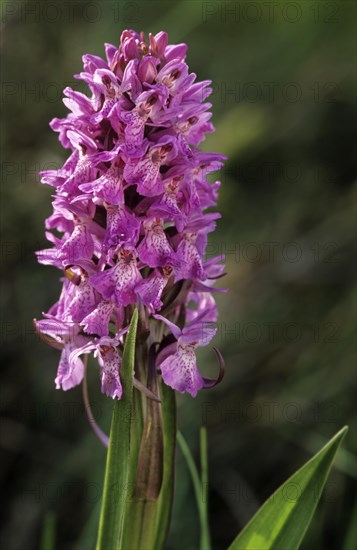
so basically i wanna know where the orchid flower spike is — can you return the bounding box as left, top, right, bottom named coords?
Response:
left=35, top=29, right=227, bottom=400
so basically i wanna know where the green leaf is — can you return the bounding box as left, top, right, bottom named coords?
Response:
left=228, top=426, right=348, bottom=550
left=96, top=309, right=138, bottom=550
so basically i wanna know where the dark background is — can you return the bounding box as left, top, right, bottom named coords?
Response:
left=1, top=1, right=356, bottom=549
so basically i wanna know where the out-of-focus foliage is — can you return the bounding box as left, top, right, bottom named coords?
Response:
left=1, top=1, right=355, bottom=549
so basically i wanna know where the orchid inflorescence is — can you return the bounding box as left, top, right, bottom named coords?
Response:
left=34, top=29, right=226, bottom=399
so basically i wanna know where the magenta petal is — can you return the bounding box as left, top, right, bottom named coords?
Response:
left=61, top=224, right=94, bottom=266
left=175, top=233, right=205, bottom=281
left=124, top=152, right=163, bottom=197
left=103, top=205, right=140, bottom=250
left=67, top=276, right=100, bottom=322
left=91, top=249, right=142, bottom=307
left=81, top=301, right=114, bottom=336
left=80, top=167, right=125, bottom=205
left=160, top=345, right=204, bottom=397
left=55, top=344, right=85, bottom=391
left=135, top=269, right=168, bottom=312
left=137, top=219, right=178, bottom=267
left=97, top=345, right=122, bottom=399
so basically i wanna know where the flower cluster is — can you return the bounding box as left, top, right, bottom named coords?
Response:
left=35, top=29, right=226, bottom=399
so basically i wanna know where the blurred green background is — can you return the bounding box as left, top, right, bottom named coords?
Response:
left=1, top=1, right=356, bottom=549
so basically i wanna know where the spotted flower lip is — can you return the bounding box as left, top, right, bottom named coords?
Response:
left=35, top=29, right=227, bottom=399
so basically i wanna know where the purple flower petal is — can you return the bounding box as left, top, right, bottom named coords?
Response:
left=103, top=204, right=140, bottom=251
left=60, top=223, right=94, bottom=266
left=90, top=248, right=142, bottom=307
left=55, top=344, right=85, bottom=391
left=137, top=218, right=178, bottom=268
left=159, top=344, right=204, bottom=397
left=97, top=344, right=122, bottom=399
left=67, top=273, right=100, bottom=322
left=81, top=301, right=115, bottom=336
left=79, top=165, right=125, bottom=205
left=175, top=232, right=205, bottom=281
left=135, top=268, right=170, bottom=312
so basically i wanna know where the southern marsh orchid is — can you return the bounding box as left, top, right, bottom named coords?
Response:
left=35, top=28, right=226, bottom=400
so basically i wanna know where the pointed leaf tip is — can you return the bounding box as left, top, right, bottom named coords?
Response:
left=228, top=426, right=348, bottom=550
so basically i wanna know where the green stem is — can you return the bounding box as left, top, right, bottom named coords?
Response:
left=177, top=429, right=211, bottom=550
left=153, top=383, right=177, bottom=549
left=40, top=511, right=55, bottom=550
left=200, top=427, right=211, bottom=550
left=119, top=386, right=145, bottom=550
left=96, top=309, right=177, bottom=550
left=121, top=371, right=177, bottom=550
left=96, top=309, right=138, bottom=550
